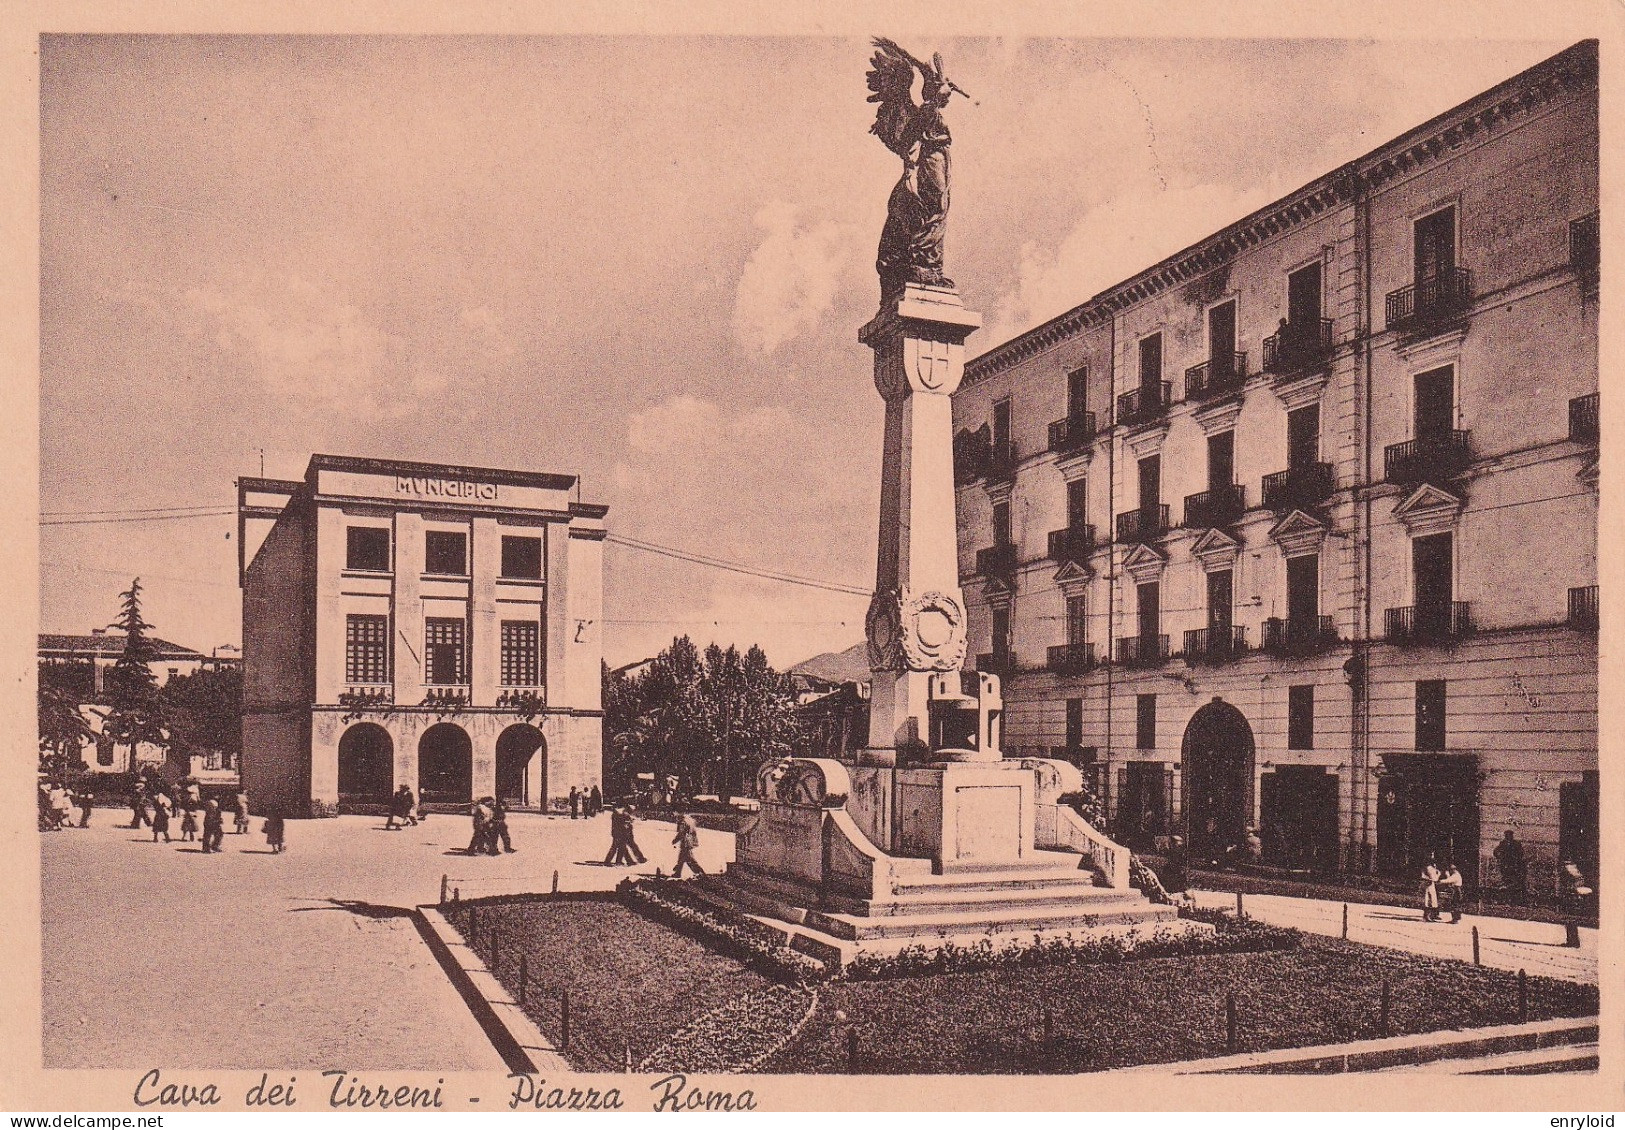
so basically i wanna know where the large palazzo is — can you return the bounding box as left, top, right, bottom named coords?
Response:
left=951, top=41, right=1600, bottom=894
left=238, top=454, right=607, bottom=817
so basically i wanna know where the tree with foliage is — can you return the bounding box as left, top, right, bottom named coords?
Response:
left=602, top=636, right=803, bottom=804
left=101, top=579, right=168, bottom=770
left=162, top=666, right=242, bottom=770
left=37, top=664, right=94, bottom=778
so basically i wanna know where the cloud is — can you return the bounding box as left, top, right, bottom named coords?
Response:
left=458, top=304, right=518, bottom=363
left=981, top=172, right=1281, bottom=347
left=625, top=395, right=795, bottom=456
left=731, top=201, right=856, bottom=355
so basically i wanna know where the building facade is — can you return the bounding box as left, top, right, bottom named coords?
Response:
left=951, top=42, right=1599, bottom=894
left=239, top=455, right=607, bottom=817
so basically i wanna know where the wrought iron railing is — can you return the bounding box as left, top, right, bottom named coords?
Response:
left=1048, top=412, right=1098, bottom=454
left=1262, top=462, right=1335, bottom=511
left=1385, top=602, right=1473, bottom=645
left=1384, top=430, right=1472, bottom=485
left=1385, top=267, right=1472, bottom=333
left=1114, top=504, right=1170, bottom=544
left=1114, top=634, right=1170, bottom=668
left=1115, top=382, right=1173, bottom=428
left=1047, top=524, right=1097, bottom=562
left=1182, top=483, right=1246, bottom=529
left=1263, top=318, right=1334, bottom=375
left=1569, top=585, right=1599, bottom=631
left=1183, top=625, right=1247, bottom=664
left=1262, top=615, right=1338, bottom=656
left=976, top=651, right=1018, bottom=678
left=1569, top=392, right=1599, bottom=445
left=1046, top=642, right=1098, bottom=675
left=1184, top=352, right=1248, bottom=402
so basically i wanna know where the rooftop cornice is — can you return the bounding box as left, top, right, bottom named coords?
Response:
left=964, top=40, right=1597, bottom=388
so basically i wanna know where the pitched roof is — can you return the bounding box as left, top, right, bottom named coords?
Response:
left=38, top=633, right=207, bottom=662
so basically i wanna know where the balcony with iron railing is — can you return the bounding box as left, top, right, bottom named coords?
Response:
left=1384, top=430, right=1472, bottom=486
left=953, top=431, right=990, bottom=485
left=985, top=440, right=1018, bottom=484
left=1261, top=615, right=1338, bottom=657
left=975, top=542, right=1018, bottom=578
left=1114, top=503, right=1170, bottom=544
left=1184, top=352, right=1249, bottom=403
left=1115, top=382, right=1173, bottom=429
left=1385, top=267, right=1473, bottom=335
left=1048, top=412, right=1098, bottom=455
left=976, top=651, right=1019, bottom=679
left=1047, top=524, right=1097, bottom=563
left=339, top=684, right=395, bottom=709
left=1263, top=318, right=1334, bottom=375
left=1115, top=634, right=1171, bottom=669
left=1262, top=462, right=1335, bottom=512
left=1385, top=602, right=1473, bottom=646
left=1182, top=482, right=1246, bottom=529
left=1570, top=392, right=1599, bottom=445
left=1046, top=642, right=1098, bottom=675
left=1183, top=625, right=1247, bottom=665
left=1569, top=585, right=1599, bottom=631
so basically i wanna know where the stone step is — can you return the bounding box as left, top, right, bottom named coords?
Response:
left=827, top=884, right=1149, bottom=918
left=925, top=848, right=1087, bottom=879
left=806, top=901, right=1179, bottom=941
left=889, top=869, right=1105, bottom=896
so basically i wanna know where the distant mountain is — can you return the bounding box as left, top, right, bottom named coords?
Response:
left=788, top=641, right=869, bottom=686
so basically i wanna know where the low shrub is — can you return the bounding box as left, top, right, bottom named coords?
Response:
left=619, top=879, right=830, bottom=984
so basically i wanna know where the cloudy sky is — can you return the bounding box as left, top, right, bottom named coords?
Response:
left=39, top=34, right=1564, bottom=668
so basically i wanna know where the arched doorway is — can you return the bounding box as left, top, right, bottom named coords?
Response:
left=496, top=724, right=546, bottom=808
left=338, top=723, right=393, bottom=807
left=1182, top=699, right=1255, bottom=863
left=418, top=723, right=473, bottom=806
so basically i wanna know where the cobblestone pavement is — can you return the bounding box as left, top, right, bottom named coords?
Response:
left=1189, top=888, right=1597, bottom=983
left=40, top=810, right=733, bottom=1069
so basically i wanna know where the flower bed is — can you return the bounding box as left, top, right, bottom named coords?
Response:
left=619, top=878, right=829, bottom=983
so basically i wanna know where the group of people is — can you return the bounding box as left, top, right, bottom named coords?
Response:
left=127, top=778, right=254, bottom=853
left=37, top=781, right=92, bottom=830
left=464, top=797, right=515, bottom=855
left=1419, top=857, right=1468, bottom=923
left=566, top=785, right=603, bottom=819
left=385, top=785, right=421, bottom=830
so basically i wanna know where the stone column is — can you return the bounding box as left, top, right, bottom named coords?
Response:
left=859, top=284, right=980, bottom=761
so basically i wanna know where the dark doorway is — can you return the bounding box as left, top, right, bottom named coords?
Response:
left=1288, top=262, right=1323, bottom=326
left=1287, top=405, right=1320, bottom=470
left=1376, top=754, right=1480, bottom=888
left=1414, top=367, right=1455, bottom=443
left=1414, top=207, right=1456, bottom=283
left=1182, top=700, right=1256, bottom=862
left=418, top=723, right=473, bottom=805
left=1207, top=570, right=1233, bottom=636
left=1136, top=581, right=1160, bottom=643
left=1287, top=553, right=1320, bottom=626
left=1209, top=301, right=1237, bottom=372
left=1138, top=454, right=1161, bottom=510
left=1139, top=334, right=1162, bottom=400
left=1260, top=766, right=1339, bottom=873
left=1116, top=761, right=1171, bottom=851
left=992, top=398, right=1011, bottom=451
left=1207, top=431, right=1235, bottom=492
left=1067, top=367, right=1088, bottom=421
left=496, top=725, right=546, bottom=808
left=1559, top=771, right=1600, bottom=884
left=337, top=723, right=393, bottom=808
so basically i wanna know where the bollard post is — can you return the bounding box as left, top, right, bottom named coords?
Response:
left=453, top=886, right=460, bottom=903
left=1517, top=969, right=1528, bottom=1024
left=1472, top=925, right=1481, bottom=966
left=441, top=874, right=449, bottom=905
left=1235, top=890, right=1243, bottom=917
left=1341, top=903, right=1349, bottom=941
left=1225, top=992, right=1237, bottom=1052
left=519, top=955, right=528, bottom=1007
left=623, top=1041, right=633, bottom=1073
left=1380, top=979, right=1391, bottom=1036
left=552, top=869, right=560, bottom=895
left=561, top=991, right=571, bottom=1053
left=846, top=1028, right=859, bottom=1073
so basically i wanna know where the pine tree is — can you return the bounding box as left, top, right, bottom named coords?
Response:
left=102, top=579, right=168, bottom=770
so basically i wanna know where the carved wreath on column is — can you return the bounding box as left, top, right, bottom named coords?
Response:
left=868, top=588, right=966, bottom=672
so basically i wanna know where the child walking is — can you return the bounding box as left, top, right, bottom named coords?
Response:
left=264, top=812, right=286, bottom=854
left=179, top=806, right=199, bottom=842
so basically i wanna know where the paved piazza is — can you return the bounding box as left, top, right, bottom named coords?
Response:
left=40, top=811, right=734, bottom=1070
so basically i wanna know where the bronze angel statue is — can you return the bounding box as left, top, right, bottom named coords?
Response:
left=866, top=38, right=968, bottom=299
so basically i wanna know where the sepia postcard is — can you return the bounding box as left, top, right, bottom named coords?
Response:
left=1, top=0, right=1620, bottom=1115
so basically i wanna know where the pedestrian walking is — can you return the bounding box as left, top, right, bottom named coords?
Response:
left=49, top=784, right=73, bottom=830
left=1160, top=834, right=1190, bottom=901
left=201, top=800, right=225, bottom=853
left=488, top=798, right=515, bottom=854
left=129, top=782, right=149, bottom=829
left=1420, top=856, right=1441, bottom=922
left=263, top=811, right=286, bottom=854
left=179, top=806, right=199, bottom=842
left=672, top=812, right=705, bottom=878
left=151, top=801, right=171, bottom=844
left=604, top=805, right=633, bottom=865
left=1437, top=861, right=1464, bottom=924
left=569, top=786, right=581, bottom=820
left=76, top=787, right=93, bottom=828
left=1494, top=830, right=1527, bottom=905
left=465, top=798, right=494, bottom=854
left=589, top=785, right=603, bottom=818
left=234, top=792, right=250, bottom=834
left=386, top=785, right=413, bottom=831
